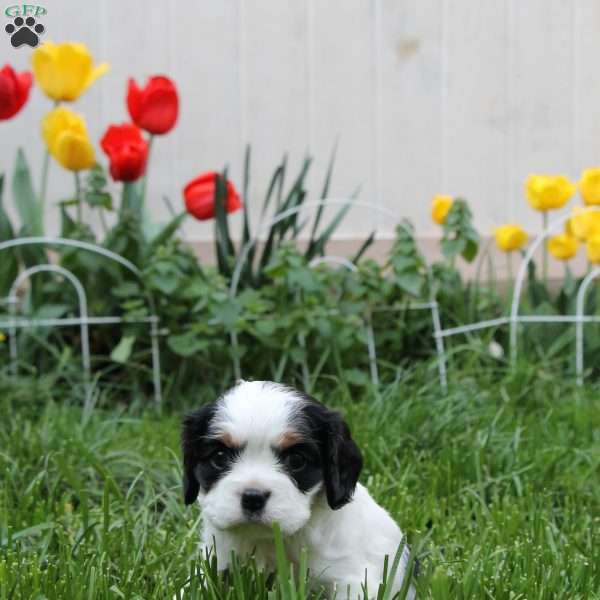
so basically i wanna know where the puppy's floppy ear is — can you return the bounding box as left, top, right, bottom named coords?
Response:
left=301, top=399, right=363, bottom=510
left=181, top=404, right=216, bottom=505
left=322, top=411, right=363, bottom=509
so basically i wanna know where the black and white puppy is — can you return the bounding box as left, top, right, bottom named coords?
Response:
left=182, top=380, right=414, bottom=598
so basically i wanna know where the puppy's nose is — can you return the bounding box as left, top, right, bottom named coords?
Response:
left=241, top=488, right=271, bottom=513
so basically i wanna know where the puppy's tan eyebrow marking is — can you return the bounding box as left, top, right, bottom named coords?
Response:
left=219, top=432, right=241, bottom=448
left=275, top=431, right=304, bottom=450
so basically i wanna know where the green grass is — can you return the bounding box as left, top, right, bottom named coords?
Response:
left=0, top=362, right=599, bottom=599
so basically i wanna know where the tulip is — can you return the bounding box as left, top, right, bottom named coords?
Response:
left=42, top=107, right=95, bottom=171
left=100, top=123, right=148, bottom=182
left=587, top=235, right=600, bottom=264
left=548, top=234, right=578, bottom=261
left=567, top=206, right=600, bottom=241
left=431, top=195, right=453, bottom=225
left=0, top=64, right=32, bottom=120
left=127, top=76, right=178, bottom=135
left=32, top=41, right=109, bottom=102
left=525, top=175, right=576, bottom=212
left=526, top=174, right=576, bottom=283
left=579, top=168, right=600, bottom=206
left=183, top=171, right=242, bottom=221
left=494, top=224, right=528, bottom=252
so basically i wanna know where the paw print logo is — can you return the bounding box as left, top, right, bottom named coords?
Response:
left=5, top=16, right=45, bottom=48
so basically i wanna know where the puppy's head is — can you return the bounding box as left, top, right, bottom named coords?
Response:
left=181, top=381, right=362, bottom=535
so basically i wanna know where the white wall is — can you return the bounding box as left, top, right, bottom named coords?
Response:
left=2, top=0, right=600, bottom=243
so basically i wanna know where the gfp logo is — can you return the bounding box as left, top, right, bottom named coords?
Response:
left=5, top=4, right=46, bottom=48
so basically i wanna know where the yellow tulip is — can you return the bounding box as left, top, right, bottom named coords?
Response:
left=431, top=195, right=453, bottom=225
left=42, top=107, right=95, bottom=171
left=525, top=175, right=576, bottom=211
left=547, top=233, right=578, bottom=261
left=32, top=41, right=109, bottom=102
left=580, top=168, right=600, bottom=206
left=0, top=332, right=5, bottom=343
left=494, top=224, right=528, bottom=252
left=587, top=235, right=600, bottom=264
left=566, top=206, right=600, bottom=241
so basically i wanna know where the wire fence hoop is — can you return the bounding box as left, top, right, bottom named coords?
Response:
left=227, top=199, right=446, bottom=388
left=432, top=209, right=600, bottom=386
left=509, top=207, right=600, bottom=362
left=7, top=264, right=92, bottom=405
left=0, top=237, right=162, bottom=406
left=575, top=266, right=600, bottom=385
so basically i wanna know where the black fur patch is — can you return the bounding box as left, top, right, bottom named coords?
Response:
left=181, top=403, right=220, bottom=504
left=193, top=440, right=241, bottom=493
left=293, top=393, right=363, bottom=509
left=274, top=441, right=323, bottom=493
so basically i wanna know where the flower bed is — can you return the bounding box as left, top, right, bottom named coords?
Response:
left=3, top=42, right=600, bottom=400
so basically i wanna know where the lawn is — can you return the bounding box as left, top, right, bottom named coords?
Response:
left=0, top=362, right=599, bottom=599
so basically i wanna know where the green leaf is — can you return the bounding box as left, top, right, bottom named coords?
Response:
left=396, top=272, right=424, bottom=297
left=441, top=237, right=465, bottom=259
left=254, top=320, right=277, bottom=336
left=260, top=162, right=285, bottom=222
left=167, top=331, right=209, bottom=357
left=462, top=238, right=479, bottom=263
left=261, top=155, right=311, bottom=271
left=112, top=281, right=140, bottom=298
left=242, top=145, right=251, bottom=246
left=441, top=199, right=480, bottom=263
left=211, top=298, right=240, bottom=329
left=12, top=148, right=42, bottom=235
left=147, top=212, right=187, bottom=253
left=276, top=156, right=311, bottom=239
left=352, top=230, right=376, bottom=264
left=344, top=368, right=371, bottom=386
left=0, top=173, right=18, bottom=294
left=85, top=191, right=113, bottom=210
left=33, top=303, right=70, bottom=320
left=147, top=262, right=182, bottom=295
left=307, top=200, right=353, bottom=259
left=308, top=141, right=338, bottom=252
left=389, top=221, right=428, bottom=298
left=213, top=170, right=235, bottom=278
left=60, top=205, right=77, bottom=238
left=240, top=146, right=255, bottom=287
left=104, top=210, right=146, bottom=265
left=110, top=335, right=136, bottom=363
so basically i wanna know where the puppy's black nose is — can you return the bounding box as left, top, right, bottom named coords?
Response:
left=241, top=488, right=271, bottom=513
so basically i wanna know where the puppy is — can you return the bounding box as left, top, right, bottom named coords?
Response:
left=181, top=381, right=415, bottom=598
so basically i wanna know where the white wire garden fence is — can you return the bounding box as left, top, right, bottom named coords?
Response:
left=2, top=208, right=599, bottom=404
left=0, top=237, right=162, bottom=407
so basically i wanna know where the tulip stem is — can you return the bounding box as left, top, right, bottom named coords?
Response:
left=542, top=211, right=549, bottom=285
left=39, top=150, right=50, bottom=221
left=140, top=134, right=154, bottom=208
left=39, top=101, right=59, bottom=232
left=98, top=207, right=108, bottom=234
left=74, top=172, right=83, bottom=224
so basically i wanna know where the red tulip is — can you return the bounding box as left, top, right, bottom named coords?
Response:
left=100, top=123, right=149, bottom=182
left=127, top=75, right=178, bottom=135
left=0, top=64, right=32, bottom=121
left=183, top=172, right=242, bottom=221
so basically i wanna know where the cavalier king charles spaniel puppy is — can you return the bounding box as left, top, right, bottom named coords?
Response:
left=181, top=380, right=415, bottom=599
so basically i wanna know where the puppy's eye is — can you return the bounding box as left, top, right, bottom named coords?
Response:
left=209, top=449, right=229, bottom=470
left=285, top=452, right=307, bottom=472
